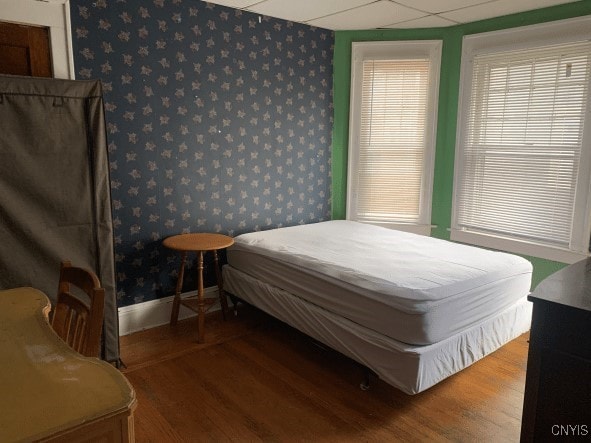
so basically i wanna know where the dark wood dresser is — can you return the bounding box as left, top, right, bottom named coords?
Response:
left=521, top=258, right=591, bottom=442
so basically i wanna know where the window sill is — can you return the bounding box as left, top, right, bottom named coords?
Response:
left=450, top=229, right=589, bottom=264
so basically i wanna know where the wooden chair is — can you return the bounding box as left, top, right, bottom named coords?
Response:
left=51, top=260, right=105, bottom=358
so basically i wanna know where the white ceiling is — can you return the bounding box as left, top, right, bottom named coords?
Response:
left=205, top=0, right=578, bottom=30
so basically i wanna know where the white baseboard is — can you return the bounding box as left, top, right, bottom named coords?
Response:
left=117, top=286, right=221, bottom=336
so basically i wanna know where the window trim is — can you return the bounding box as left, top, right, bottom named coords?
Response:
left=451, top=16, right=591, bottom=263
left=346, top=40, right=442, bottom=236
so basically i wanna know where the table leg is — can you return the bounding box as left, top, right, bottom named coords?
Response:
left=197, top=250, right=205, bottom=343
left=213, top=250, right=228, bottom=320
left=170, top=251, right=187, bottom=326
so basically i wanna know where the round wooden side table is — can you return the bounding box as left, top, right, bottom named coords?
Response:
left=163, top=233, right=234, bottom=343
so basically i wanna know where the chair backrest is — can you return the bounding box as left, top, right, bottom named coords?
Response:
left=51, top=260, right=105, bottom=358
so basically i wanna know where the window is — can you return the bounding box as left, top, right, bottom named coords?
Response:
left=452, top=17, right=591, bottom=263
left=347, top=41, right=441, bottom=235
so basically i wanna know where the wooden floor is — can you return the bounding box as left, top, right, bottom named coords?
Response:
left=120, top=304, right=529, bottom=442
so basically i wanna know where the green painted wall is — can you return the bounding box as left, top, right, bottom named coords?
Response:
left=332, top=1, right=591, bottom=288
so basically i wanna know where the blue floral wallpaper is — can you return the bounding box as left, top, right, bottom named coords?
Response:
left=69, top=0, right=334, bottom=307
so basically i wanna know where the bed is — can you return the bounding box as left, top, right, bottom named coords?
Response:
left=222, top=220, right=533, bottom=394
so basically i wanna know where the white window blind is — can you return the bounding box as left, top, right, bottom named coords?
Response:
left=357, top=59, right=429, bottom=222
left=453, top=32, right=591, bottom=262
left=348, top=41, right=440, bottom=234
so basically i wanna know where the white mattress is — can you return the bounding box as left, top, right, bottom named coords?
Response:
left=223, top=265, right=532, bottom=394
left=227, top=220, right=532, bottom=345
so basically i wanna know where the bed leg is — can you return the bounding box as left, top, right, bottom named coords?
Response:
left=228, top=294, right=239, bottom=316
left=360, top=368, right=371, bottom=391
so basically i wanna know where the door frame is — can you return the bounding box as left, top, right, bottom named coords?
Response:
left=0, top=0, right=74, bottom=79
